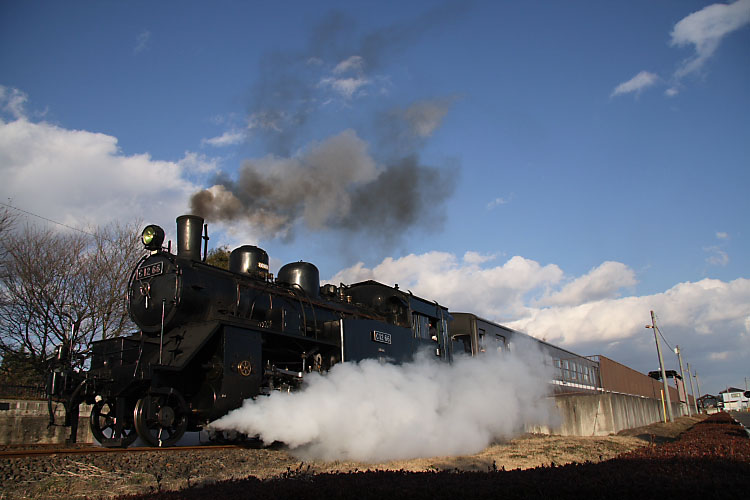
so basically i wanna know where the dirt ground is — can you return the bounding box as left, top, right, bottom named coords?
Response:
left=1, top=415, right=706, bottom=500
left=308, top=414, right=706, bottom=474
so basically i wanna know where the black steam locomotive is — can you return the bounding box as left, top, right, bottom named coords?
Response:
left=47, top=215, right=453, bottom=447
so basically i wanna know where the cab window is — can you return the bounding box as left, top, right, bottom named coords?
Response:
left=412, top=314, right=437, bottom=341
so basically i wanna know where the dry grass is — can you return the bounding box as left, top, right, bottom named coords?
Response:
left=1, top=416, right=706, bottom=500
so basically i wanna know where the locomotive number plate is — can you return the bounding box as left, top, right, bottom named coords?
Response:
left=372, top=331, right=392, bottom=345
left=136, top=261, right=163, bottom=279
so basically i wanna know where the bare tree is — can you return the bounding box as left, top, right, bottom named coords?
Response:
left=0, top=207, right=16, bottom=280
left=0, top=220, right=143, bottom=380
left=81, top=220, right=143, bottom=346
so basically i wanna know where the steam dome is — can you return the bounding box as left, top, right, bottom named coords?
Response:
left=277, top=262, right=320, bottom=298
left=229, top=245, right=269, bottom=278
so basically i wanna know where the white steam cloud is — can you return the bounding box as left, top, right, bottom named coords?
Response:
left=211, top=348, right=557, bottom=463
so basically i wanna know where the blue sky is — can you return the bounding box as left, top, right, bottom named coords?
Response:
left=1, top=0, right=748, bottom=395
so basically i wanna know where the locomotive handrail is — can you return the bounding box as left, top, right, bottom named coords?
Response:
left=246, top=278, right=275, bottom=323
left=286, top=284, right=321, bottom=339
left=158, top=298, right=166, bottom=364
left=132, top=331, right=146, bottom=377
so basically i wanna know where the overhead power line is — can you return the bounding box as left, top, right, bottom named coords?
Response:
left=0, top=201, right=100, bottom=239
left=652, top=312, right=674, bottom=352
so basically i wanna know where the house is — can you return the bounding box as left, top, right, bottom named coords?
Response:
left=719, top=387, right=750, bottom=411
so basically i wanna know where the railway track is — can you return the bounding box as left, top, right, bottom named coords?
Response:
left=0, top=443, right=241, bottom=459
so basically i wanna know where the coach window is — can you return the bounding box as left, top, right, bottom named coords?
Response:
left=493, top=334, right=506, bottom=352
left=452, top=334, right=472, bottom=355
left=478, top=328, right=486, bottom=353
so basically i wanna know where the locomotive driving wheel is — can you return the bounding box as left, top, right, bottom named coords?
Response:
left=90, top=399, right=138, bottom=447
left=133, top=390, right=188, bottom=447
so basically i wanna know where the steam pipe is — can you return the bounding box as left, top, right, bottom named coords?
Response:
left=202, top=223, right=209, bottom=262
left=159, top=299, right=166, bottom=365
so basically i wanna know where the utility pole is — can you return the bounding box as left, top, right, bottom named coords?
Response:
left=688, top=363, right=700, bottom=415
left=647, top=311, right=673, bottom=422
left=695, top=370, right=702, bottom=408
left=675, top=345, right=691, bottom=417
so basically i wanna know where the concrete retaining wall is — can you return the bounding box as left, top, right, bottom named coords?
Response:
left=531, top=391, right=689, bottom=436
left=3, top=391, right=694, bottom=445
left=0, top=399, right=93, bottom=445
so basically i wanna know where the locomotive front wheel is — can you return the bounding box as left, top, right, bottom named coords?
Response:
left=133, top=392, right=188, bottom=447
left=90, top=400, right=138, bottom=447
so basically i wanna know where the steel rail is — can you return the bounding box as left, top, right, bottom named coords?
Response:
left=0, top=443, right=242, bottom=459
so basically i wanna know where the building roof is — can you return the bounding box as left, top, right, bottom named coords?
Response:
left=718, top=387, right=745, bottom=394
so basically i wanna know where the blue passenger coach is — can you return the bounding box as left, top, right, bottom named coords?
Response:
left=449, top=313, right=601, bottom=393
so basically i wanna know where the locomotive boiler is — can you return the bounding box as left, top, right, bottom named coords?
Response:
left=48, top=215, right=452, bottom=447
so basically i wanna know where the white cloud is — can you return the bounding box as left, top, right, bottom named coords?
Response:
left=327, top=252, right=564, bottom=320
left=178, top=151, right=220, bottom=174
left=611, top=71, right=660, bottom=97
left=705, top=246, right=729, bottom=266
left=508, top=277, right=750, bottom=395
left=318, top=55, right=373, bottom=100
left=487, top=195, right=512, bottom=209
left=0, top=87, right=199, bottom=231
left=463, top=251, right=497, bottom=265
left=612, top=1, right=750, bottom=99
left=333, top=55, right=365, bottom=74
left=319, top=76, right=371, bottom=99
left=704, top=232, right=731, bottom=266
left=671, top=0, right=750, bottom=78
left=134, top=30, right=151, bottom=54
left=708, top=351, right=730, bottom=361
left=326, top=252, right=750, bottom=394
left=202, top=129, right=245, bottom=147
left=538, top=261, right=637, bottom=307
left=0, top=85, right=28, bottom=119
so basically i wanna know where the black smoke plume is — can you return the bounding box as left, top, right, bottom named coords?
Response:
left=191, top=5, right=466, bottom=242
left=190, top=130, right=457, bottom=241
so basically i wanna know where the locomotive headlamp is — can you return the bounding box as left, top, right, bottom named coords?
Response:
left=142, top=224, right=165, bottom=251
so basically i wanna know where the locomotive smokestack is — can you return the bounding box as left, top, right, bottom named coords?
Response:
left=176, top=215, right=204, bottom=261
